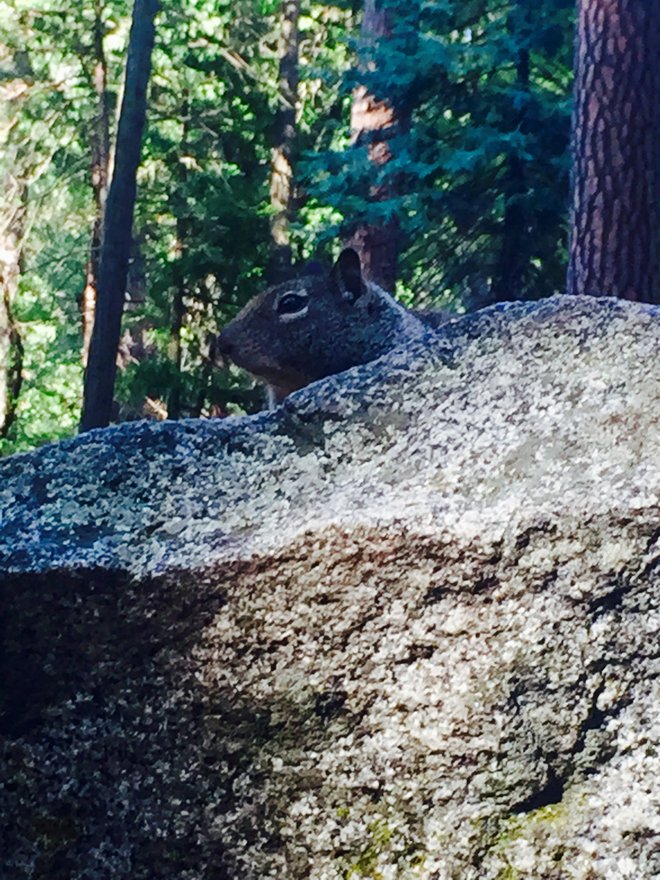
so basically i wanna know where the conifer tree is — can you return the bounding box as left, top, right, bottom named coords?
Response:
left=267, top=0, right=300, bottom=283
left=566, top=0, right=659, bottom=302
left=81, top=0, right=159, bottom=431
left=346, top=0, right=419, bottom=292
left=0, top=169, right=25, bottom=438
left=0, top=49, right=29, bottom=438
left=81, top=0, right=111, bottom=365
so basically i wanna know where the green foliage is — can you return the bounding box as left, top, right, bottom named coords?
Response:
left=0, top=0, right=576, bottom=455
left=2, top=266, right=84, bottom=454
left=303, top=0, right=575, bottom=305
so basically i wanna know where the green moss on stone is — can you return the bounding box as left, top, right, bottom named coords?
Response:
left=489, top=797, right=579, bottom=877
left=342, top=818, right=426, bottom=879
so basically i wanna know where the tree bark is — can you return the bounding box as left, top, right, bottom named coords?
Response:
left=566, top=0, right=659, bottom=302
left=0, top=55, right=30, bottom=440
left=347, top=0, right=419, bottom=292
left=267, top=0, right=300, bottom=284
left=167, top=96, right=190, bottom=421
left=80, top=0, right=159, bottom=432
left=491, top=0, right=530, bottom=302
left=0, top=173, right=26, bottom=439
left=81, top=0, right=111, bottom=366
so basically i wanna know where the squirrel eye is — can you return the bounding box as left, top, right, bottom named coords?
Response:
left=277, top=292, right=308, bottom=316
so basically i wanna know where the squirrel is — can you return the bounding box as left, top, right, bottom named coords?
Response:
left=215, top=247, right=453, bottom=407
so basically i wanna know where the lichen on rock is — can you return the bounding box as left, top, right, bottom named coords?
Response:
left=0, top=295, right=659, bottom=879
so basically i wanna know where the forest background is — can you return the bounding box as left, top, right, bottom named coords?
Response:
left=0, top=0, right=650, bottom=453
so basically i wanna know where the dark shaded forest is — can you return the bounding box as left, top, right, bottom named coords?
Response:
left=0, top=0, right=657, bottom=452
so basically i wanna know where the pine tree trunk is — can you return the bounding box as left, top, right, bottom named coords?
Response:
left=81, top=0, right=111, bottom=366
left=167, top=96, right=190, bottom=421
left=80, top=0, right=159, bottom=432
left=347, top=0, right=419, bottom=292
left=267, top=0, right=300, bottom=284
left=491, top=0, right=530, bottom=302
left=166, top=231, right=186, bottom=421
left=0, top=173, right=26, bottom=439
left=566, top=0, right=659, bottom=302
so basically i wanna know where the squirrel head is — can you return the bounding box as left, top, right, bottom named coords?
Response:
left=216, top=248, right=419, bottom=401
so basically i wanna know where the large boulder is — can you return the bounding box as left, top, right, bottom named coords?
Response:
left=0, top=295, right=659, bottom=879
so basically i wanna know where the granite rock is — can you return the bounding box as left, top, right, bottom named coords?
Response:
left=1, top=295, right=659, bottom=879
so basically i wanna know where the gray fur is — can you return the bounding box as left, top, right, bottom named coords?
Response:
left=216, top=248, right=450, bottom=405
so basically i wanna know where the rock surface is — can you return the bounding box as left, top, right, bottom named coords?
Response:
left=1, top=295, right=659, bottom=879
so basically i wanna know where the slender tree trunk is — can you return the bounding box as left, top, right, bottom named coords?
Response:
left=566, top=0, right=659, bottom=302
left=80, top=0, right=159, bottom=432
left=347, top=0, right=419, bottom=292
left=81, top=0, right=111, bottom=365
left=0, top=173, right=26, bottom=439
left=166, top=236, right=186, bottom=420
left=167, top=96, right=190, bottom=421
left=0, top=53, right=31, bottom=440
left=491, top=0, right=530, bottom=302
left=267, top=0, right=300, bottom=284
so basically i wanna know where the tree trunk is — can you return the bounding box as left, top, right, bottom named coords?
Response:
left=80, top=0, right=159, bottom=432
left=0, top=173, right=26, bottom=439
left=167, top=96, right=190, bottom=421
left=81, top=0, right=111, bottom=366
left=0, top=52, right=31, bottom=440
left=267, top=0, right=300, bottom=284
left=566, top=0, right=659, bottom=302
left=347, top=0, right=419, bottom=292
left=491, top=0, right=530, bottom=302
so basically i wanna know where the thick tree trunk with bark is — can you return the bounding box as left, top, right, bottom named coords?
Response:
left=267, top=0, right=300, bottom=284
left=0, top=172, right=26, bottom=439
left=80, top=0, right=159, bottom=432
left=566, top=0, right=659, bottom=302
left=81, top=1, right=111, bottom=365
left=347, top=0, right=419, bottom=292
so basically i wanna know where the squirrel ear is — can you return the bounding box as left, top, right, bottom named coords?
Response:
left=330, top=248, right=366, bottom=303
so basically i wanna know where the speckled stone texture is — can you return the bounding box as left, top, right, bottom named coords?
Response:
left=1, top=295, right=659, bottom=880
